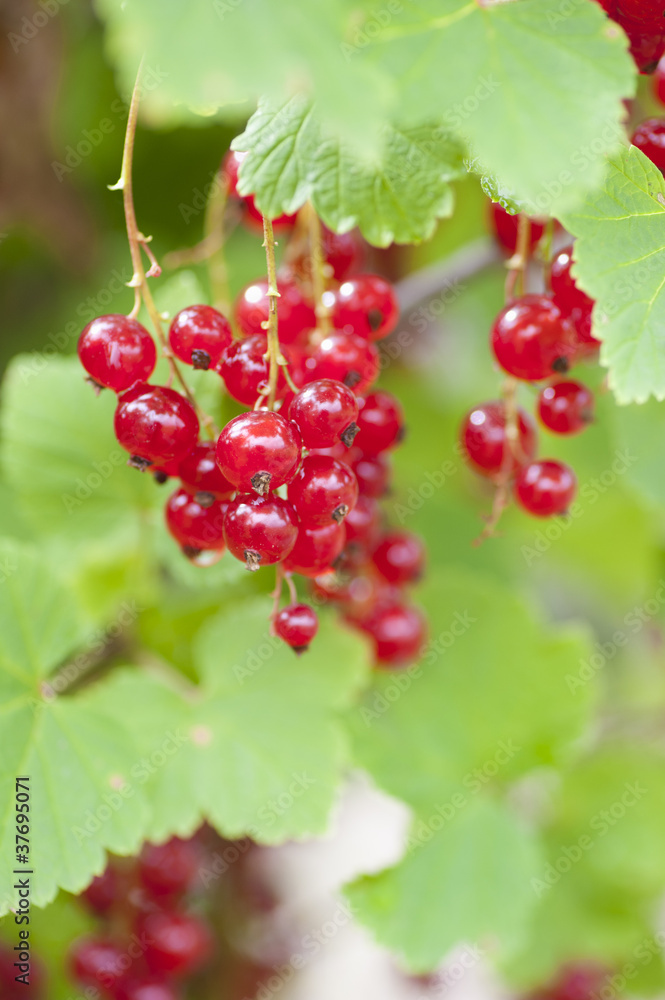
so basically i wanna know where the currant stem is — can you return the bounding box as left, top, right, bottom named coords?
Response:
left=112, top=63, right=218, bottom=437
left=505, top=213, right=531, bottom=300
left=262, top=215, right=283, bottom=411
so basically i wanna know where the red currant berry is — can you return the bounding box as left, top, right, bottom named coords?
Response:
left=78, top=315, right=157, bottom=392
left=489, top=203, right=546, bottom=255
left=540, top=963, right=610, bottom=1000
left=114, top=384, right=199, bottom=469
left=69, top=936, right=127, bottom=990
left=550, top=244, right=598, bottom=353
left=343, top=495, right=382, bottom=552
left=177, top=442, right=235, bottom=502
left=355, top=391, right=404, bottom=454
left=329, top=274, right=399, bottom=341
left=168, top=304, right=232, bottom=370
left=460, top=401, right=537, bottom=480
left=165, top=489, right=227, bottom=554
left=81, top=865, right=118, bottom=915
left=223, top=494, right=298, bottom=571
left=538, top=381, right=594, bottom=435
left=347, top=449, right=391, bottom=498
left=491, top=295, right=576, bottom=381
left=116, top=979, right=178, bottom=1000
left=216, top=410, right=302, bottom=495
left=362, top=603, right=427, bottom=668
left=289, top=379, right=359, bottom=449
left=624, top=26, right=665, bottom=74
left=372, top=531, right=425, bottom=585
left=141, top=911, right=212, bottom=977
left=515, top=460, right=577, bottom=517
left=274, top=603, right=319, bottom=652
left=306, top=331, right=380, bottom=395
left=138, top=837, right=200, bottom=898
left=288, top=455, right=358, bottom=525
left=615, top=0, right=663, bottom=26
left=223, top=151, right=296, bottom=230
left=282, top=521, right=346, bottom=577
left=234, top=278, right=316, bottom=344
left=219, top=334, right=292, bottom=405
left=632, top=118, right=665, bottom=172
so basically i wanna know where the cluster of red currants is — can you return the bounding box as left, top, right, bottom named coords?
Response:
left=461, top=225, right=597, bottom=520
left=77, top=159, right=426, bottom=666
left=595, top=0, right=665, bottom=72
left=68, top=837, right=211, bottom=1000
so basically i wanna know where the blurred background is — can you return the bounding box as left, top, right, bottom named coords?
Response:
left=3, top=2, right=665, bottom=999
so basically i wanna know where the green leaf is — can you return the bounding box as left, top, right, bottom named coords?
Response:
left=611, top=398, right=665, bottom=510
left=234, top=97, right=465, bottom=246
left=0, top=540, right=149, bottom=913
left=85, top=601, right=371, bottom=844
left=560, top=146, right=665, bottom=404
left=346, top=798, right=542, bottom=973
left=366, top=0, right=635, bottom=213
left=0, top=355, right=155, bottom=544
left=347, top=571, right=595, bottom=817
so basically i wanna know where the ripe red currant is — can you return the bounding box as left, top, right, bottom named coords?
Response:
left=550, top=244, right=598, bottom=354
left=361, top=603, right=427, bottom=668
left=165, top=489, right=227, bottom=555
left=355, top=391, right=404, bottom=454
left=282, top=520, right=346, bottom=577
left=223, top=151, right=296, bottom=230
left=81, top=865, right=118, bottom=915
left=489, top=203, right=546, bottom=255
left=372, top=531, right=425, bottom=585
left=78, top=315, right=157, bottom=392
left=328, top=274, right=399, bottom=341
left=223, top=494, right=299, bottom=570
left=632, top=118, right=665, bottom=173
left=216, top=410, right=302, bottom=495
left=615, top=0, right=664, bottom=26
left=69, top=936, right=127, bottom=989
left=138, top=837, right=200, bottom=898
left=274, top=603, right=319, bottom=652
left=289, top=379, right=359, bottom=449
left=288, top=455, right=358, bottom=525
left=141, top=911, right=212, bottom=977
left=177, top=442, right=235, bottom=503
left=347, top=449, right=391, bottom=498
left=343, top=495, right=382, bottom=553
left=234, top=278, right=316, bottom=344
left=538, top=381, right=594, bottom=435
left=306, top=331, right=379, bottom=395
left=460, top=401, right=537, bottom=479
left=114, top=384, right=199, bottom=468
left=515, top=460, right=577, bottom=517
left=491, top=295, right=576, bottom=381
left=168, top=304, right=232, bottom=370
left=219, top=334, right=292, bottom=406
left=116, top=979, right=178, bottom=1000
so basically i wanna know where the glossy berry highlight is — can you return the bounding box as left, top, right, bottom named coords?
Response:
left=288, top=455, right=358, bottom=525
left=114, top=384, right=199, bottom=468
left=538, top=380, right=594, bottom=435
left=355, top=391, right=404, bottom=454
left=289, top=379, right=359, bottom=449
left=491, top=295, right=576, bottom=381
left=306, top=331, right=379, bottom=395
left=274, top=603, right=319, bottom=653
left=282, top=520, right=346, bottom=577
left=216, top=410, right=302, bottom=495
left=78, top=314, right=157, bottom=392
left=328, top=273, right=399, bottom=341
left=223, top=494, right=298, bottom=570
left=168, top=304, right=232, bottom=370
left=372, top=531, right=425, bottom=585
left=515, top=460, right=577, bottom=517
left=165, top=488, right=227, bottom=554
left=460, top=401, right=537, bottom=479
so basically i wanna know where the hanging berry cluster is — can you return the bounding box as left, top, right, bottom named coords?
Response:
left=461, top=207, right=598, bottom=530
left=68, top=838, right=211, bottom=1000
left=76, top=116, right=427, bottom=668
